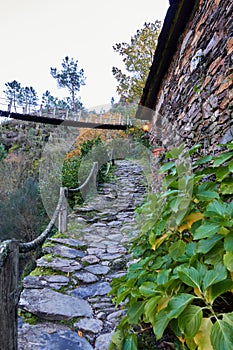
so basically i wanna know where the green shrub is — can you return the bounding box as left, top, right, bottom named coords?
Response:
left=0, top=143, right=6, bottom=162
left=0, top=179, right=48, bottom=242
left=62, top=136, right=110, bottom=207
left=109, top=142, right=233, bottom=350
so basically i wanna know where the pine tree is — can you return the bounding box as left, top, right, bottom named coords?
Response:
left=50, top=56, right=86, bottom=111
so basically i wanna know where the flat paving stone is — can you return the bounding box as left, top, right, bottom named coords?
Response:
left=81, top=254, right=100, bottom=264
left=22, top=275, right=69, bottom=290
left=107, top=246, right=127, bottom=254
left=87, top=248, right=106, bottom=257
left=37, top=257, right=82, bottom=273
left=49, top=238, right=86, bottom=248
left=74, top=318, right=103, bottom=334
left=70, top=282, right=111, bottom=299
left=84, top=264, right=110, bottom=275
left=18, top=323, right=93, bottom=350
left=74, top=271, right=99, bottom=283
left=95, top=333, right=113, bottom=350
left=19, top=288, right=92, bottom=320
left=100, top=253, right=122, bottom=261
left=51, top=244, right=85, bottom=259
left=107, top=233, right=124, bottom=241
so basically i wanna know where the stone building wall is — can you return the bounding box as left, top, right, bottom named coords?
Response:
left=150, top=0, right=233, bottom=152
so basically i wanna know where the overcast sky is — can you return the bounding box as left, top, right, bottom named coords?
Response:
left=0, top=0, right=169, bottom=109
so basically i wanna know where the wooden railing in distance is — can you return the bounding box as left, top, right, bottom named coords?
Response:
left=58, top=161, right=98, bottom=233
left=0, top=152, right=114, bottom=350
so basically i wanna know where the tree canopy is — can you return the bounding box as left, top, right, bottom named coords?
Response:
left=50, top=56, right=86, bottom=111
left=112, top=21, right=161, bottom=103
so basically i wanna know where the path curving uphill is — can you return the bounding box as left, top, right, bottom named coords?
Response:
left=18, top=160, right=147, bottom=350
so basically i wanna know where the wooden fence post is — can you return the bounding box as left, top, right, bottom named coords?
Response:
left=0, top=240, right=19, bottom=350
left=58, top=187, right=68, bottom=233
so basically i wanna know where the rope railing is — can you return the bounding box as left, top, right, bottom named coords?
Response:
left=0, top=154, right=115, bottom=349
left=19, top=187, right=66, bottom=253
left=68, top=162, right=98, bottom=192
left=0, top=154, right=114, bottom=349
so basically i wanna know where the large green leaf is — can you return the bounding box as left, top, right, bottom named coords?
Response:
left=197, top=234, right=222, bottom=254
left=207, top=280, right=233, bottom=304
left=228, top=159, right=233, bottom=172
left=159, top=161, right=176, bottom=173
left=123, top=333, right=137, bottom=350
left=194, top=155, right=213, bottom=166
left=157, top=269, right=171, bottom=285
left=194, top=223, right=221, bottom=239
left=166, top=293, right=196, bottom=318
left=224, top=233, right=233, bottom=253
left=177, top=267, right=202, bottom=289
left=153, top=309, right=170, bottom=339
left=139, top=282, right=157, bottom=297
left=193, top=318, right=213, bottom=350
left=223, top=312, right=233, bottom=326
left=223, top=252, right=233, bottom=272
left=169, top=240, right=186, bottom=260
left=206, top=200, right=230, bottom=218
left=216, top=166, right=231, bottom=181
left=144, top=296, right=161, bottom=323
left=205, top=244, right=224, bottom=265
left=210, top=319, right=233, bottom=350
left=220, top=178, right=233, bottom=194
left=213, top=152, right=233, bottom=167
left=165, top=144, right=185, bottom=158
left=203, top=265, right=227, bottom=290
left=128, top=301, right=145, bottom=324
left=178, top=305, right=202, bottom=338
left=196, top=190, right=219, bottom=201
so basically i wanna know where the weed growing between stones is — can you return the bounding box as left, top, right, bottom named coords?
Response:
left=29, top=267, right=65, bottom=277
left=18, top=310, right=40, bottom=325
left=109, top=142, right=233, bottom=350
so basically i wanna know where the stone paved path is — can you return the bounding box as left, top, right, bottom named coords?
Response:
left=18, top=160, right=147, bottom=350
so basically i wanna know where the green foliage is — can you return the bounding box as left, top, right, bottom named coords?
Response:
left=41, top=90, right=57, bottom=110
left=4, top=80, right=21, bottom=110
left=126, top=127, right=151, bottom=149
left=0, top=179, right=48, bottom=242
left=0, top=143, right=6, bottom=162
left=18, top=86, right=38, bottom=112
left=109, top=142, right=233, bottom=350
left=112, top=21, right=161, bottom=103
left=50, top=56, right=85, bottom=111
left=62, top=136, right=109, bottom=207
left=4, top=80, right=38, bottom=113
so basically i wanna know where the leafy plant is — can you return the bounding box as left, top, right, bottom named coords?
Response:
left=0, top=143, right=6, bottom=162
left=109, top=142, right=233, bottom=350
left=112, top=21, right=161, bottom=103
left=62, top=136, right=110, bottom=207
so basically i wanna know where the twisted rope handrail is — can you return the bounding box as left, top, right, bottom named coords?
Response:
left=0, top=144, right=115, bottom=348
left=68, top=162, right=98, bottom=192
left=19, top=189, right=65, bottom=253
left=105, top=149, right=114, bottom=176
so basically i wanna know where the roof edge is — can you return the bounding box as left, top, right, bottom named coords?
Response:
left=136, top=0, right=197, bottom=119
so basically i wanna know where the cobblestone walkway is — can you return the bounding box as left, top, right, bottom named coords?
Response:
left=18, top=160, right=147, bottom=350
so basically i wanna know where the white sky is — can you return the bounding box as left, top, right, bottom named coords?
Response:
left=0, top=0, right=169, bottom=109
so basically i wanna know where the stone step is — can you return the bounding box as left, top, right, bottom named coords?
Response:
left=18, top=160, right=147, bottom=350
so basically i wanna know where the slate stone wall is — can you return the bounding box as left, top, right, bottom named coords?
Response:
left=150, top=0, right=233, bottom=152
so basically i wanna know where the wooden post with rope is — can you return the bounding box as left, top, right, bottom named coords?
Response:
left=58, top=187, right=68, bottom=233
left=0, top=240, right=19, bottom=350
